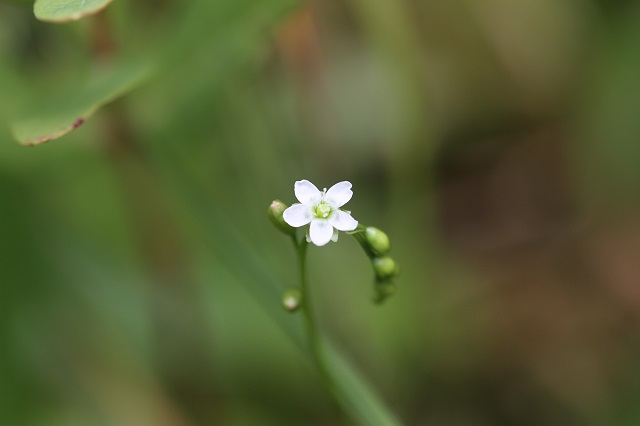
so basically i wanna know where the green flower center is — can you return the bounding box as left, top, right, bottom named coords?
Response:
left=314, top=202, right=333, bottom=219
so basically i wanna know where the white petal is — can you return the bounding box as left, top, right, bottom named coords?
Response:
left=328, top=210, right=358, bottom=231
left=294, top=180, right=322, bottom=205
left=309, top=219, right=334, bottom=246
left=324, top=181, right=353, bottom=208
left=283, top=204, right=313, bottom=227
left=331, top=228, right=339, bottom=242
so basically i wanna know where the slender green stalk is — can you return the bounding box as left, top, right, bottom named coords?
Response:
left=291, top=236, right=340, bottom=412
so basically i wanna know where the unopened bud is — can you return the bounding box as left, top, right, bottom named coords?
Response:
left=373, top=282, right=396, bottom=304
left=282, top=289, right=302, bottom=312
left=268, top=200, right=295, bottom=236
left=365, top=227, right=390, bottom=255
left=373, top=256, right=398, bottom=279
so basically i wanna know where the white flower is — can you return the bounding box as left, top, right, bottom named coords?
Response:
left=283, top=180, right=359, bottom=246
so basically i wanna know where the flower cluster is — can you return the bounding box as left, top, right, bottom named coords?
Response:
left=269, top=178, right=398, bottom=304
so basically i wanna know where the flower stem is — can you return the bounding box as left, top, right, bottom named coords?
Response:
left=291, top=236, right=340, bottom=414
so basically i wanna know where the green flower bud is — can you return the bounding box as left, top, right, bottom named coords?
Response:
left=365, top=227, right=391, bottom=255
left=282, top=288, right=302, bottom=312
left=268, top=200, right=296, bottom=236
left=373, top=256, right=398, bottom=279
left=373, top=282, right=396, bottom=304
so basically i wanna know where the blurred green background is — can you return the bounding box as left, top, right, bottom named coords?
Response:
left=3, top=0, right=640, bottom=424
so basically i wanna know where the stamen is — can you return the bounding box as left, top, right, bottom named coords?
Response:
left=315, top=202, right=333, bottom=219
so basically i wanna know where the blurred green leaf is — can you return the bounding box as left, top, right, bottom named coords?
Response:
left=577, top=5, right=640, bottom=208
left=34, top=0, right=113, bottom=22
left=1, top=0, right=31, bottom=4
left=325, top=342, right=403, bottom=426
left=11, top=60, right=151, bottom=146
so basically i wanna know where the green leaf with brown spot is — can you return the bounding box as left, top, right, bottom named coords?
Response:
left=11, top=61, right=151, bottom=146
left=34, top=0, right=113, bottom=23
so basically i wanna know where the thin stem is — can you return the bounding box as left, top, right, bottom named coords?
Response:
left=291, top=236, right=341, bottom=412
left=91, top=10, right=117, bottom=62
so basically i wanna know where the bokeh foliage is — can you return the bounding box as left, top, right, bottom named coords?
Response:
left=3, top=0, right=640, bottom=425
